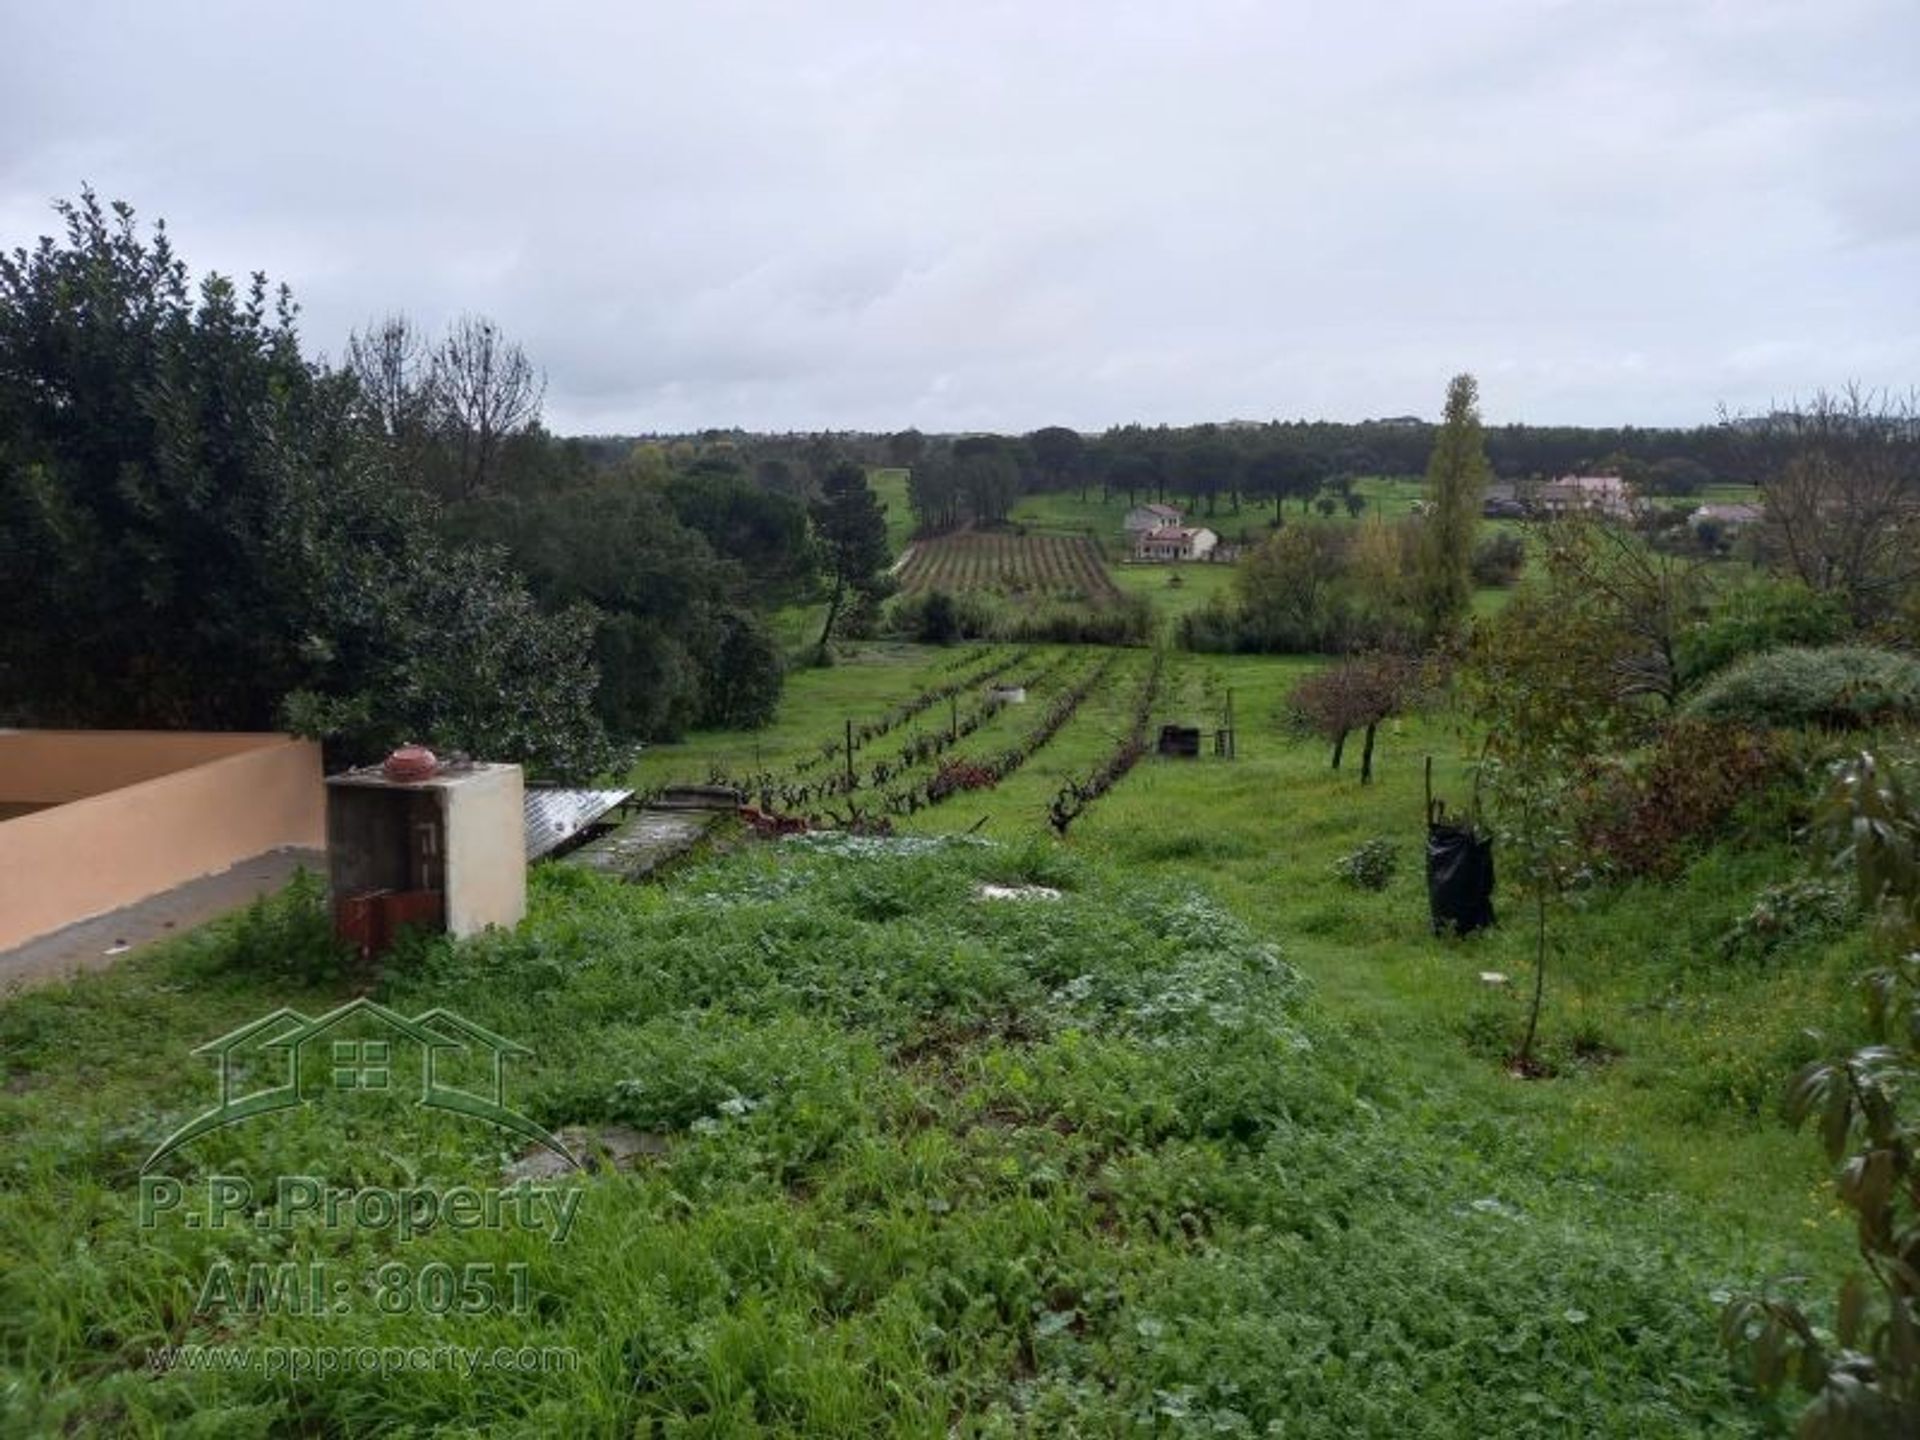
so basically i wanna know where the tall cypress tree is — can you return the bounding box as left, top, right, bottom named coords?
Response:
left=1417, top=373, right=1490, bottom=637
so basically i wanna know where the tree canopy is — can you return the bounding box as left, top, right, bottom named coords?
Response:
left=0, top=193, right=613, bottom=775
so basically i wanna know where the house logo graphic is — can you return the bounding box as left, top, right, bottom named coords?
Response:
left=143, top=998, right=579, bottom=1173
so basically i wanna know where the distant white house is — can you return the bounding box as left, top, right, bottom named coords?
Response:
left=1124, top=502, right=1184, bottom=535
left=1134, top=525, right=1219, bottom=562
left=1534, top=474, right=1636, bottom=519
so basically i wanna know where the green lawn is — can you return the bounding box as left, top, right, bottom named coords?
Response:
left=867, top=466, right=914, bottom=556
left=1109, top=561, right=1239, bottom=634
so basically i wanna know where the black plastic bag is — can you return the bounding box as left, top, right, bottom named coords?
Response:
left=1427, top=821, right=1495, bottom=935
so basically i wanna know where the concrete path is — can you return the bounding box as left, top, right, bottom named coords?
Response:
left=0, top=847, right=323, bottom=993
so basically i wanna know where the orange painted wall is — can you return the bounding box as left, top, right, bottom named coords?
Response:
left=0, top=729, right=275, bottom=805
left=0, top=733, right=325, bottom=952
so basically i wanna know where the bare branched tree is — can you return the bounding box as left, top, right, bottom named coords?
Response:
left=430, top=314, right=544, bottom=501
left=1542, top=513, right=1709, bottom=709
left=344, top=314, right=440, bottom=486
left=1734, top=386, right=1920, bottom=625
left=345, top=314, right=430, bottom=439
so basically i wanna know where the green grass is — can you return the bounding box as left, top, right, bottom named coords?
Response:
left=640, top=645, right=1856, bottom=1257
left=631, top=642, right=994, bottom=792
left=868, top=467, right=914, bottom=557
left=0, top=832, right=1816, bottom=1434
left=0, top=642, right=1872, bottom=1434
left=1108, top=562, right=1239, bottom=631
left=1347, top=474, right=1428, bottom=517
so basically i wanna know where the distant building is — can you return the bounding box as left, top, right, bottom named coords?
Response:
left=1134, top=525, right=1219, bottom=562
left=1534, top=474, right=1636, bottom=519
left=1123, top=502, right=1184, bottom=535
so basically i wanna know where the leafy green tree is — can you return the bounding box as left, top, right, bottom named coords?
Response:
left=1246, top=444, right=1322, bottom=519
left=697, top=608, right=784, bottom=729
left=917, top=590, right=961, bottom=645
left=811, top=461, right=890, bottom=659
left=885, top=428, right=927, bottom=468
left=664, top=467, right=815, bottom=603
left=950, top=436, right=1021, bottom=524
left=0, top=192, right=611, bottom=773
left=1104, top=450, right=1161, bottom=506
left=1470, top=531, right=1527, bottom=587
left=472, top=475, right=784, bottom=738
left=1177, top=433, right=1240, bottom=516
left=1026, top=426, right=1087, bottom=497
left=907, top=451, right=962, bottom=534
left=1415, top=373, right=1490, bottom=637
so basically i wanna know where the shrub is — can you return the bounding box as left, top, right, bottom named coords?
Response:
left=1682, top=645, right=1920, bottom=730
left=1722, top=753, right=1920, bottom=1435
left=1578, top=719, right=1790, bottom=878
left=1717, top=880, right=1851, bottom=962
left=887, top=588, right=994, bottom=642
left=1005, top=597, right=1151, bottom=646
left=222, top=869, right=349, bottom=983
left=1331, top=838, right=1399, bottom=890
left=1469, top=531, right=1527, bottom=588
left=1674, top=580, right=1850, bottom=686
left=917, top=589, right=962, bottom=645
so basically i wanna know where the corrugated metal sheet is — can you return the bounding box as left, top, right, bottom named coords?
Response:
left=524, top=787, right=632, bottom=861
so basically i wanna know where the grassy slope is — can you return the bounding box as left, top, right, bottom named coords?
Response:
left=1, top=835, right=1807, bottom=1434
left=639, top=645, right=1854, bottom=1255
left=0, top=642, right=1865, bottom=1433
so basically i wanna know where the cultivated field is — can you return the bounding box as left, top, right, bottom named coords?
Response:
left=895, top=530, right=1124, bottom=606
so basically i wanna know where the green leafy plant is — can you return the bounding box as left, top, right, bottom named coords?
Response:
left=1675, top=579, right=1850, bottom=687
left=1722, top=752, right=1920, bottom=1434
left=222, top=869, right=349, bottom=984
left=1469, top=531, right=1527, bottom=588
left=1332, top=837, right=1399, bottom=891
left=1718, top=880, right=1851, bottom=962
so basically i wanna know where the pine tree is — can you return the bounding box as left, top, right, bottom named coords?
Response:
left=1417, top=373, right=1491, bottom=637
left=811, top=461, right=889, bottom=659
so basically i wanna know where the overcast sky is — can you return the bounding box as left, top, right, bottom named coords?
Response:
left=3, top=1, right=1915, bottom=435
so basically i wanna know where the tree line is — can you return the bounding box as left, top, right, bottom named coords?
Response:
left=848, top=414, right=1747, bottom=535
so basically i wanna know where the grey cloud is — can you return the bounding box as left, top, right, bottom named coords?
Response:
left=2, top=0, right=1914, bottom=432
